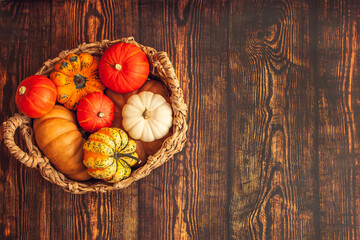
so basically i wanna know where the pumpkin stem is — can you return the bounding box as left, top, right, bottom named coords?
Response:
left=143, top=109, right=152, bottom=120
left=97, top=112, right=105, bottom=118
left=114, top=152, right=141, bottom=163
left=73, top=73, right=87, bottom=89
left=18, top=86, right=26, bottom=95
left=114, top=64, right=122, bottom=71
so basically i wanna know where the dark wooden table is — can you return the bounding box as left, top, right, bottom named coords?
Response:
left=1, top=0, right=360, bottom=239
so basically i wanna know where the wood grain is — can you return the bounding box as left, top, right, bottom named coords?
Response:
left=229, top=0, right=317, bottom=239
left=316, top=0, right=360, bottom=239
left=1, top=0, right=360, bottom=239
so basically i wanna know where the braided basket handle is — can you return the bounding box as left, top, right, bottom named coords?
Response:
left=2, top=113, right=44, bottom=168
left=151, top=51, right=188, bottom=116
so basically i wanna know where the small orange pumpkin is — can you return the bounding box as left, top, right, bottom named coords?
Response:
left=15, top=75, right=57, bottom=118
left=50, top=53, right=105, bottom=110
left=98, top=43, right=150, bottom=93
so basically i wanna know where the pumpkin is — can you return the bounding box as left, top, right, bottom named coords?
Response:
left=15, top=75, right=57, bottom=118
left=83, top=127, right=140, bottom=183
left=77, top=92, right=115, bottom=132
left=50, top=53, right=105, bottom=110
left=98, top=43, right=150, bottom=93
left=33, top=105, right=91, bottom=181
left=122, top=91, right=173, bottom=142
left=105, top=79, right=173, bottom=163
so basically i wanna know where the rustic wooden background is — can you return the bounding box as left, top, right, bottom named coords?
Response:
left=1, top=0, right=360, bottom=239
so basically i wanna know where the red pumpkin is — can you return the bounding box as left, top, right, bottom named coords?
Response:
left=98, top=43, right=150, bottom=93
left=15, top=75, right=57, bottom=118
left=77, top=92, right=115, bottom=132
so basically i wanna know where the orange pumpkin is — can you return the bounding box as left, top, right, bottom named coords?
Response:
left=77, top=92, right=115, bottom=133
left=50, top=53, right=105, bottom=110
left=105, top=79, right=172, bottom=165
left=33, top=105, right=91, bottom=181
left=15, top=75, right=57, bottom=118
left=98, top=43, right=150, bottom=93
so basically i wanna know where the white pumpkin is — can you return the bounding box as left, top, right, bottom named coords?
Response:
left=122, top=91, right=173, bottom=142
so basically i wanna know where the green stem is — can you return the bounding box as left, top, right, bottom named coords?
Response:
left=115, top=152, right=141, bottom=164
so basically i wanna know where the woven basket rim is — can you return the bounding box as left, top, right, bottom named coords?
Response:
left=2, top=36, right=188, bottom=194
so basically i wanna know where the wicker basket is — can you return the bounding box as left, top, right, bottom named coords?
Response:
left=2, top=37, right=188, bottom=194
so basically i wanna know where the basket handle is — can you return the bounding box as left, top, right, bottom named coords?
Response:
left=151, top=51, right=188, bottom=116
left=2, top=113, right=44, bottom=168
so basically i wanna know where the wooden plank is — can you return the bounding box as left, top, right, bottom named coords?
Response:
left=138, top=0, right=229, bottom=239
left=50, top=0, right=140, bottom=55
left=0, top=1, right=52, bottom=239
left=48, top=1, right=140, bottom=239
left=228, top=0, right=317, bottom=238
left=315, top=0, right=360, bottom=238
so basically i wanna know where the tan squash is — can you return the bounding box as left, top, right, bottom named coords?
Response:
left=106, top=79, right=173, bottom=165
left=33, top=105, right=91, bottom=181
